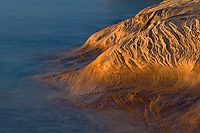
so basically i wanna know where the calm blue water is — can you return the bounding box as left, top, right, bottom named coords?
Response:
left=0, top=0, right=162, bottom=132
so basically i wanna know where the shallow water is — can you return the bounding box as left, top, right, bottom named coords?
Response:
left=0, top=0, right=162, bottom=132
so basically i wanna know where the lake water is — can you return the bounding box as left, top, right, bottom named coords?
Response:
left=0, top=0, right=162, bottom=132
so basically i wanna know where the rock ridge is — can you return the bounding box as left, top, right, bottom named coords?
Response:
left=42, top=0, right=200, bottom=132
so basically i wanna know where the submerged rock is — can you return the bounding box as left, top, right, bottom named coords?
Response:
left=43, top=0, right=200, bottom=132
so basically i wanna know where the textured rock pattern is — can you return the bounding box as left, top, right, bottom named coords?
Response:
left=43, top=0, right=200, bottom=132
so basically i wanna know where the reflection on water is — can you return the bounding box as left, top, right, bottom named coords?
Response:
left=0, top=78, right=152, bottom=133
left=0, top=0, right=162, bottom=132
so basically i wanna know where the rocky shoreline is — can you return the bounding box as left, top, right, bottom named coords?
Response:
left=42, top=0, right=200, bottom=132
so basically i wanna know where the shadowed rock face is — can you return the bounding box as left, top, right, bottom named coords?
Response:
left=42, top=0, right=200, bottom=132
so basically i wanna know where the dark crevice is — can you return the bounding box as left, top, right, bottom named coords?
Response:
left=139, top=10, right=162, bottom=32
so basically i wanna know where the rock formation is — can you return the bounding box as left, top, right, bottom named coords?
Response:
left=43, top=0, right=200, bottom=132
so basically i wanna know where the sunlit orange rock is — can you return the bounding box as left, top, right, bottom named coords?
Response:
left=42, top=0, right=200, bottom=132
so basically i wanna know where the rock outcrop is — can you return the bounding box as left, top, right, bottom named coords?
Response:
left=43, top=0, right=200, bottom=132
